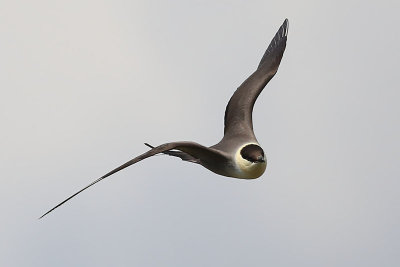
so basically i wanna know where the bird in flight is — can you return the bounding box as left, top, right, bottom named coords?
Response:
left=40, top=19, right=289, bottom=218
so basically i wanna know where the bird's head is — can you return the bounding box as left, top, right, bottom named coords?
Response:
left=240, top=144, right=265, bottom=163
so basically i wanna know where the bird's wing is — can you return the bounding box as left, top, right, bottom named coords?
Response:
left=223, top=19, right=288, bottom=139
left=144, top=143, right=200, bottom=163
left=40, top=141, right=224, bottom=218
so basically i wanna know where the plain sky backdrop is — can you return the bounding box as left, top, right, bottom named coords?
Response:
left=1, top=0, right=399, bottom=266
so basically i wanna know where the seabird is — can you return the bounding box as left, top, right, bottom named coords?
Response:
left=40, top=19, right=289, bottom=218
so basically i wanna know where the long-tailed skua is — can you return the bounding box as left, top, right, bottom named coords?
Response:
left=40, top=19, right=289, bottom=218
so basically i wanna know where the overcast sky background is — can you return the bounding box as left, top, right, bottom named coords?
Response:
left=1, top=0, right=399, bottom=266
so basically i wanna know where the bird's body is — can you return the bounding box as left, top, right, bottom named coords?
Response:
left=177, top=141, right=266, bottom=179
left=40, top=19, right=289, bottom=218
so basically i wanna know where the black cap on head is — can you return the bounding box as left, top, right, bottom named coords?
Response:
left=240, top=144, right=265, bottom=163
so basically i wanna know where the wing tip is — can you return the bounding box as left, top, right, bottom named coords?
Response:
left=281, top=18, right=289, bottom=38
left=284, top=18, right=289, bottom=25
left=38, top=208, right=54, bottom=219
left=257, top=18, right=289, bottom=69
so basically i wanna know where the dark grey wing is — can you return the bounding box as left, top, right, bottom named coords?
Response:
left=39, top=141, right=220, bottom=218
left=223, top=19, right=288, bottom=138
left=144, top=143, right=200, bottom=163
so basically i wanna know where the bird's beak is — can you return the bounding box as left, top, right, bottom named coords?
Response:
left=256, top=156, right=265, bottom=163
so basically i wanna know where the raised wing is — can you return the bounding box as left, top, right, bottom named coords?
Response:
left=39, top=141, right=223, bottom=218
left=223, top=19, right=288, bottom=138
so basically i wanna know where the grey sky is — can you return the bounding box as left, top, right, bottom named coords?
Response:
left=1, top=0, right=399, bottom=266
